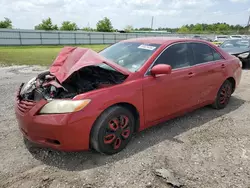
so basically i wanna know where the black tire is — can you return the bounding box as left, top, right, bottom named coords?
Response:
left=90, top=106, right=135, bottom=155
left=212, top=80, right=233, bottom=109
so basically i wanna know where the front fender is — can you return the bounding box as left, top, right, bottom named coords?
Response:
left=71, top=80, right=145, bottom=129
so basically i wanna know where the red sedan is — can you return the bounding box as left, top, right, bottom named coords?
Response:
left=15, top=37, right=242, bottom=155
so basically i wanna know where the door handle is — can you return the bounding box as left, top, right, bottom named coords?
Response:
left=188, top=72, right=195, bottom=78
left=221, top=64, right=225, bottom=68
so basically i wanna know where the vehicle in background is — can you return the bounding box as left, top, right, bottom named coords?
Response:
left=242, top=35, right=250, bottom=39
left=15, top=37, right=242, bottom=155
left=229, top=35, right=243, bottom=39
left=212, top=41, right=223, bottom=46
left=214, top=35, right=229, bottom=41
left=220, top=39, right=250, bottom=68
left=192, top=35, right=213, bottom=42
left=214, top=35, right=229, bottom=46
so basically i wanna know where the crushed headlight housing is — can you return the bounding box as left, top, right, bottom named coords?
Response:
left=238, top=52, right=249, bottom=59
left=39, top=99, right=91, bottom=114
left=20, top=77, right=36, bottom=95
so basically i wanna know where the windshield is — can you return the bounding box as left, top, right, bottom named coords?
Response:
left=220, top=39, right=250, bottom=48
left=99, top=42, right=160, bottom=72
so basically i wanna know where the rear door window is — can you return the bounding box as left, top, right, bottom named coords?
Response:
left=191, top=43, right=223, bottom=65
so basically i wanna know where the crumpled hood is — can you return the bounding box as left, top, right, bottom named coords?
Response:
left=50, top=47, right=130, bottom=83
left=221, top=47, right=250, bottom=55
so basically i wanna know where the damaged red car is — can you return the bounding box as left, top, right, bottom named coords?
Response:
left=15, top=38, right=242, bottom=155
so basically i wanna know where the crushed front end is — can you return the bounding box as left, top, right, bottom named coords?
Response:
left=18, top=65, right=127, bottom=101
left=14, top=46, right=129, bottom=151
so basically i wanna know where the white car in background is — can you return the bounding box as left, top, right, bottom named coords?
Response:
left=214, top=35, right=229, bottom=43
left=241, top=35, right=250, bottom=39
left=229, top=35, right=243, bottom=39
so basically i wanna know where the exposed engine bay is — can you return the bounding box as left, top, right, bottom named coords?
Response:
left=20, top=66, right=127, bottom=101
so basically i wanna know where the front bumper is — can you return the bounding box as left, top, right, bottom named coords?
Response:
left=14, top=85, right=96, bottom=151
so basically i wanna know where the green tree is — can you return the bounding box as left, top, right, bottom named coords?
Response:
left=82, top=27, right=96, bottom=31
left=139, top=27, right=152, bottom=31
left=139, top=22, right=250, bottom=34
left=177, top=26, right=190, bottom=33
left=60, top=21, right=78, bottom=31
left=0, top=17, right=12, bottom=29
left=215, top=23, right=230, bottom=34
left=176, top=22, right=249, bottom=34
left=206, top=24, right=215, bottom=32
left=192, top=24, right=203, bottom=33
left=96, top=17, right=113, bottom=32
left=35, top=18, right=58, bottom=30
left=124, top=25, right=134, bottom=32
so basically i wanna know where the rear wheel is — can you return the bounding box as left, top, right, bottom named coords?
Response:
left=90, top=106, right=135, bottom=155
left=212, top=80, right=232, bottom=109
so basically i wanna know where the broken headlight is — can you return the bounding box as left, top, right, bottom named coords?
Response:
left=20, top=77, right=36, bottom=95
left=39, top=99, right=91, bottom=114
left=238, top=52, right=249, bottom=59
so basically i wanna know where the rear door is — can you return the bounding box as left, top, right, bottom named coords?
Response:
left=190, top=42, right=226, bottom=104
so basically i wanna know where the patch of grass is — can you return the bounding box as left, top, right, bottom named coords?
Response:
left=0, top=45, right=108, bottom=67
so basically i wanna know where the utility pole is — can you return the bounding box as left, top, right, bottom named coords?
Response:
left=247, top=15, right=250, bottom=32
left=151, top=16, right=154, bottom=30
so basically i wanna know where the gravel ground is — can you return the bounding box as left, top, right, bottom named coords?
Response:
left=0, top=66, right=250, bottom=188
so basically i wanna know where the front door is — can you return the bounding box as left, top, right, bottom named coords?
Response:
left=142, top=43, right=197, bottom=126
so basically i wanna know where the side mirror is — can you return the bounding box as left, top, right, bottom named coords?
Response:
left=151, top=64, right=172, bottom=76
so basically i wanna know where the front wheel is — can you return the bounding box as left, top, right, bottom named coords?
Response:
left=212, top=80, right=232, bottom=109
left=90, top=106, right=135, bottom=155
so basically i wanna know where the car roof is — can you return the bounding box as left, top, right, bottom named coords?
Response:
left=121, top=37, right=210, bottom=45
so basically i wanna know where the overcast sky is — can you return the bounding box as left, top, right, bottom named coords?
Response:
left=1, top=0, right=250, bottom=29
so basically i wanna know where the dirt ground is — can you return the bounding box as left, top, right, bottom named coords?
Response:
left=0, top=66, right=250, bottom=188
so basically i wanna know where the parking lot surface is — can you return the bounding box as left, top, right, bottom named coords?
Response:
left=0, top=66, right=250, bottom=188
